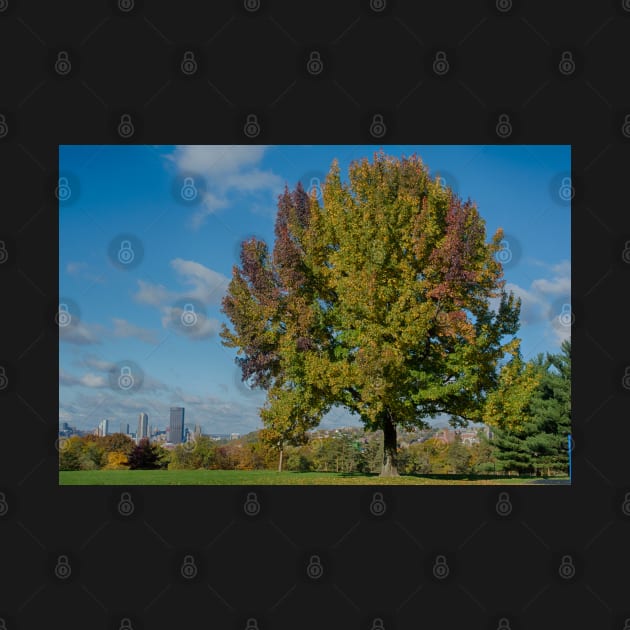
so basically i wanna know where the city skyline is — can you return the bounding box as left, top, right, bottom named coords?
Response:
left=59, top=407, right=246, bottom=444
left=59, top=145, right=570, bottom=435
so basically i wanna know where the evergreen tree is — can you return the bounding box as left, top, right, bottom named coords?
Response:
left=492, top=340, right=571, bottom=476
left=127, top=438, right=161, bottom=470
left=525, top=339, right=571, bottom=475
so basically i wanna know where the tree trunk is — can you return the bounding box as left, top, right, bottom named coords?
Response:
left=278, top=447, right=284, bottom=472
left=380, top=412, right=399, bottom=477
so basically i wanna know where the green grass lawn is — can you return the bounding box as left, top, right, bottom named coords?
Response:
left=59, top=469, right=570, bottom=486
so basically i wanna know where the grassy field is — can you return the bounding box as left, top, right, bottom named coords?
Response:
left=59, top=469, right=570, bottom=486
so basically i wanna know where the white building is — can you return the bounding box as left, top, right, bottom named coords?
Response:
left=97, top=418, right=109, bottom=437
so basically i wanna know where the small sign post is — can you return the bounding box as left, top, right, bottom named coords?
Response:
left=567, top=433, right=573, bottom=482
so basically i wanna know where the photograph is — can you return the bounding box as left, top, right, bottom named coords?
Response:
left=58, top=144, right=571, bottom=485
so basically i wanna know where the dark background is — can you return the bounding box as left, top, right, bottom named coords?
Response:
left=1, top=0, right=629, bottom=628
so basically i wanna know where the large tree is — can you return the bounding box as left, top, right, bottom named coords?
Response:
left=221, top=151, right=522, bottom=476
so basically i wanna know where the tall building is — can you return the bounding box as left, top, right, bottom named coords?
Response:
left=137, top=412, right=149, bottom=440
left=169, top=407, right=185, bottom=444
left=120, top=422, right=129, bottom=435
left=97, top=418, right=109, bottom=437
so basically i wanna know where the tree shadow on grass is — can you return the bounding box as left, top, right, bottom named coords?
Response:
left=335, top=471, right=570, bottom=482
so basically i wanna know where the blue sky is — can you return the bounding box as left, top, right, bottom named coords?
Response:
left=59, top=144, right=571, bottom=435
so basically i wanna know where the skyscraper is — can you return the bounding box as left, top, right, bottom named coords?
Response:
left=137, top=412, right=149, bottom=440
left=169, top=407, right=185, bottom=444
left=98, top=418, right=109, bottom=437
left=120, top=422, right=129, bottom=435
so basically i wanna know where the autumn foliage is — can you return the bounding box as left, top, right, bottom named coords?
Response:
left=221, top=151, right=523, bottom=476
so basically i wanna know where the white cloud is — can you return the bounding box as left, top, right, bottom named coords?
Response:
left=166, top=145, right=284, bottom=230
left=168, top=145, right=269, bottom=178
left=132, top=259, right=228, bottom=341
left=60, top=368, right=108, bottom=388
left=134, top=260, right=229, bottom=310
left=66, top=261, right=87, bottom=275
left=531, top=275, right=571, bottom=296
left=498, top=259, right=571, bottom=351
left=189, top=192, right=229, bottom=230
left=170, top=258, right=229, bottom=305
left=161, top=305, right=221, bottom=340
left=550, top=260, right=570, bottom=276
left=505, top=282, right=546, bottom=326
left=65, top=261, right=104, bottom=283
left=134, top=279, right=173, bottom=306
left=81, top=373, right=108, bottom=388
left=530, top=259, right=570, bottom=297
left=82, top=355, right=116, bottom=371
left=60, top=321, right=103, bottom=345
left=112, top=318, right=158, bottom=344
left=552, top=324, right=571, bottom=345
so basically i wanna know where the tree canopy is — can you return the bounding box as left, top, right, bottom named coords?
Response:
left=221, top=151, right=523, bottom=475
